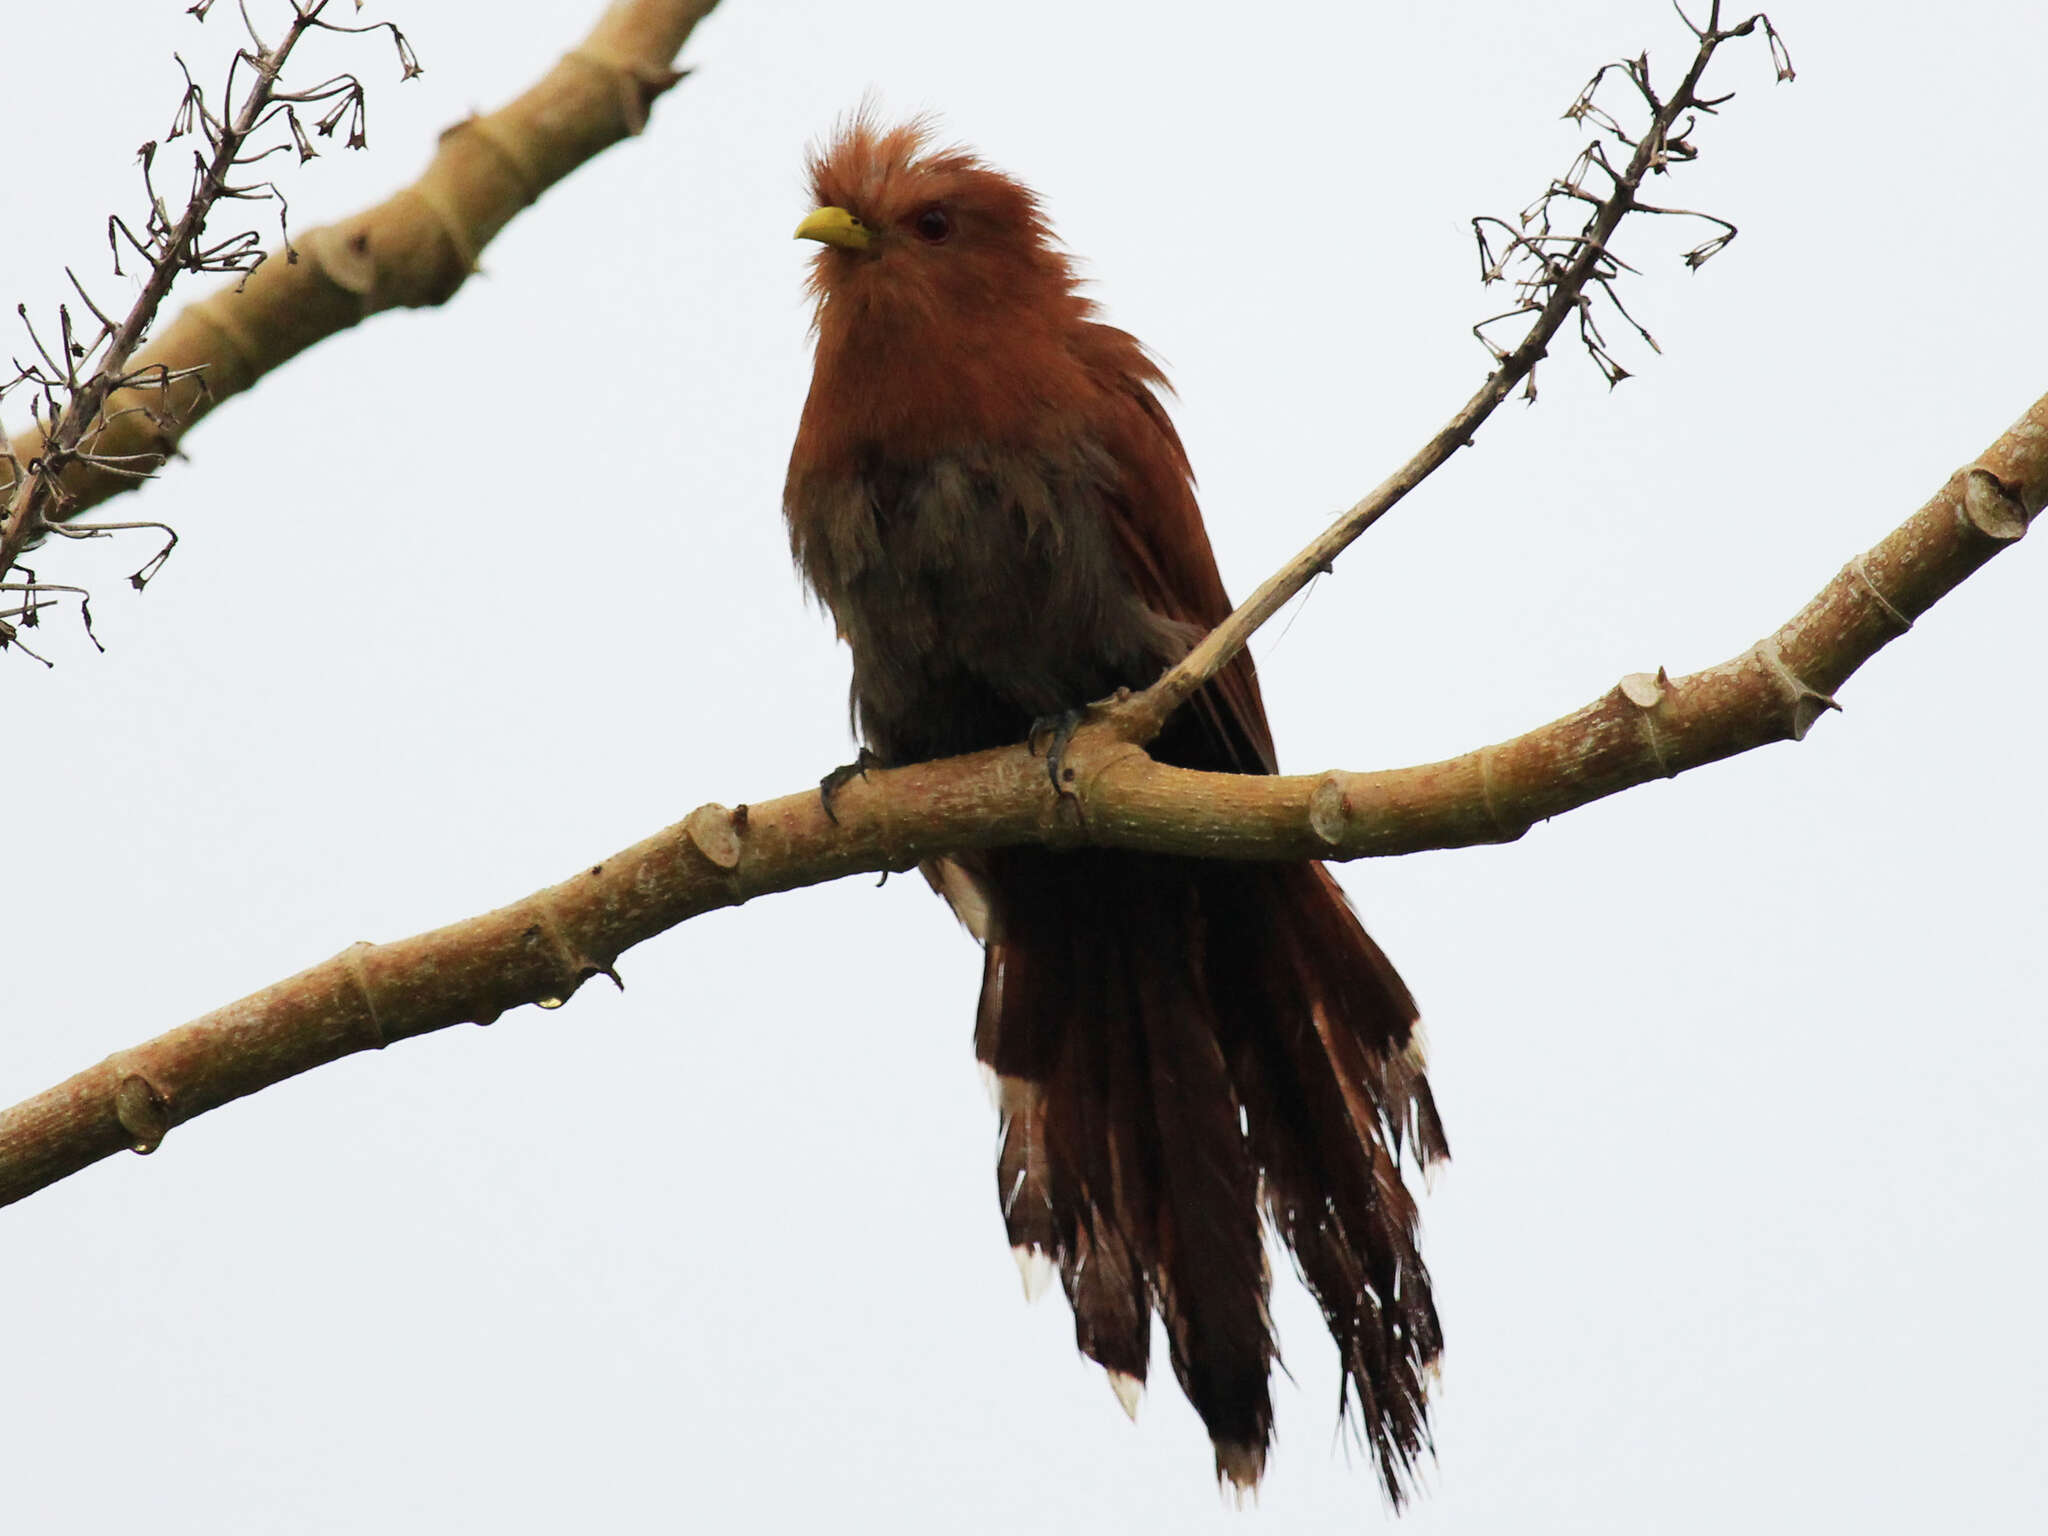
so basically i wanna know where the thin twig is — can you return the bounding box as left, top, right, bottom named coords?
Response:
left=1, top=0, right=719, bottom=563
left=0, top=0, right=426, bottom=653
left=0, top=3, right=332, bottom=586
left=1108, top=4, right=1791, bottom=748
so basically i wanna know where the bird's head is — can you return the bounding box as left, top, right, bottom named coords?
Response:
left=795, top=113, right=1083, bottom=332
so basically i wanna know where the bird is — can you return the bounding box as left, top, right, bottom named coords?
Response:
left=783, top=114, right=1447, bottom=1501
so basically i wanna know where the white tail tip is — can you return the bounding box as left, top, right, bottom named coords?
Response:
left=1214, top=1441, right=1266, bottom=1501
left=1107, top=1369, right=1143, bottom=1422
left=1012, top=1245, right=1055, bottom=1303
left=1402, top=1018, right=1431, bottom=1073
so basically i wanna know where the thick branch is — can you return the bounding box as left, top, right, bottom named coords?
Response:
left=0, top=0, right=720, bottom=523
left=2, top=388, right=2040, bottom=1212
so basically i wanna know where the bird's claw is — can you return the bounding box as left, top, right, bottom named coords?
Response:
left=819, top=748, right=881, bottom=825
left=1026, top=707, right=1087, bottom=795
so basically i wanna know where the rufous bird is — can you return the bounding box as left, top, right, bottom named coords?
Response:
left=785, top=115, right=1446, bottom=1500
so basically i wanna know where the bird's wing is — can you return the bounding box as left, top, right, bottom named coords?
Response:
left=1079, top=323, right=1278, bottom=775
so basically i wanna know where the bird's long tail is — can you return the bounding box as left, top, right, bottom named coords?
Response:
left=969, top=846, right=1446, bottom=1499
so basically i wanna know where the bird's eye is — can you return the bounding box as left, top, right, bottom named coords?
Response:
left=912, top=206, right=952, bottom=244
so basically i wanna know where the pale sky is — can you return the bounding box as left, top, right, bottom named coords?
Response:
left=5, top=2, right=2045, bottom=1531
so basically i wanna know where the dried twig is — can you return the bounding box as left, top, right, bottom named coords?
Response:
left=1106, top=1, right=1794, bottom=750
left=0, top=0, right=420, bottom=652
left=1, top=387, right=2040, bottom=1209
left=0, top=0, right=720, bottom=627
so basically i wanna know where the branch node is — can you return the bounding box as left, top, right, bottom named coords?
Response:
left=1616, top=668, right=1667, bottom=709
left=1065, top=732, right=1152, bottom=825
left=301, top=219, right=378, bottom=299
left=527, top=893, right=606, bottom=1011
left=411, top=181, right=482, bottom=282
left=1308, top=773, right=1351, bottom=848
left=563, top=46, right=685, bottom=137
left=1618, top=667, right=1676, bottom=776
left=114, top=1073, right=172, bottom=1156
left=1958, top=467, right=2030, bottom=544
left=442, top=111, right=542, bottom=199
left=1753, top=638, right=1840, bottom=740
left=683, top=802, right=746, bottom=870
left=341, top=939, right=389, bottom=1049
left=1845, top=554, right=1914, bottom=636
left=1475, top=745, right=1521, bottom=841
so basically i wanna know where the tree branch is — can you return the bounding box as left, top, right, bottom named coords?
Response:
left=3, top=386, right=2039, bottom=1211
left=0, top=0, right=341, bottom=614
left=0, top=0, right=720, bottom=530
left=1110, top=3, right=1790, bottom=748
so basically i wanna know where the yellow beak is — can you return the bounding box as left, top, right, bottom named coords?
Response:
left=794, top=205, right=872, bottom=251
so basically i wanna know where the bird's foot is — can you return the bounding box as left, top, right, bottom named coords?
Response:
left=1026, top=707, right=1087, bottom=794
left=818, top=748, right=881, bottom=825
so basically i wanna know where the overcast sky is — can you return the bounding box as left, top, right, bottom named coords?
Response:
left=5, top=1, right=2045, bottom=1531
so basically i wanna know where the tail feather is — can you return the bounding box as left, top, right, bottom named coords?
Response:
left=969, top=846, right=1442, bottom=1497
left=1205, top=862, right=1442, bottom=1501
left=1054, top=947, right=1155, bottom=1388
left=979, top=943, right=1075, bottom=1285
left=1133, top=926, right=1274, bottom=1487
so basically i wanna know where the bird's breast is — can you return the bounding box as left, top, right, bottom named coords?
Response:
left=785, top=436, right=1177, bottom=764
